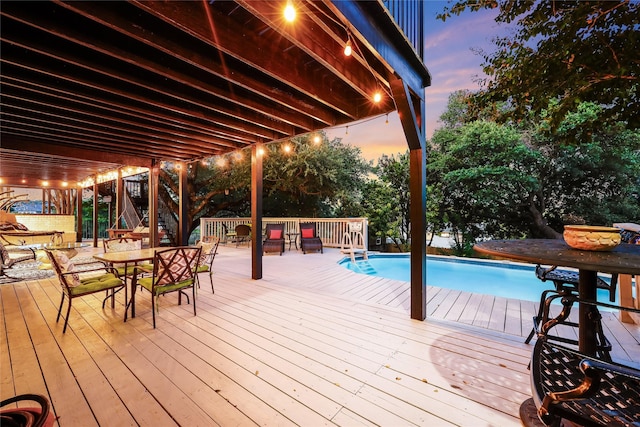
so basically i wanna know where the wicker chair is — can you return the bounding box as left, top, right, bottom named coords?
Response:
left=46, top=249, right=124, bottom=333
left=299, top=222, right=323, bottom=254
left=234, top=224, right=251, bottom=247
left=127, top=246, right=201, bottom=328
left=263, top=223, right=285, bottom=255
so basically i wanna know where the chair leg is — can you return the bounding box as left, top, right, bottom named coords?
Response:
left=210, top=272, right=214, bottom=294
left=56, top=293, right=66, bottom=323
left=192, top=286, right=196, bottom=316
left=526, top=288, right=556, bottom=344
left=62, top=297, right=72, bottom=333
left=152, top=294, right=157, bottom=329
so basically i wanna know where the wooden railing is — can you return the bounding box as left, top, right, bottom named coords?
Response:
left=199, top=217, right=368, bottom=248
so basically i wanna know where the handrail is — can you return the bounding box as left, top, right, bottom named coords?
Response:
left=200, top=217, right=368, bottom=248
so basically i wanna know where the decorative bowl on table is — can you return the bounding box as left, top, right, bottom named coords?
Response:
left=563, top=225, right=621, bottom=251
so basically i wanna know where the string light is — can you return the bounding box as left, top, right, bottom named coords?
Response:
left=344, top=38, right=352, bottom=56
left=313, top=134, right=321, bottom=144
left=283, top=143, right=292, bottom=154
left=373, top=91, right=382, bottom=103
left=385, top=113, right=389, bottom=124
left=284, top=1, right=295, bottom=22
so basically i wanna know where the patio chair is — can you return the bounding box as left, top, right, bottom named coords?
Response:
left=263, top=223, right=285, bottom=255
left=524, top=265, right=618, bottom=346
left=528, top=327, right=640, bottom=426
left=0, top=241, right=37, bottom=278
left=45, top=249, right=125, bottom=333
left=234, top=224, right=251, bottom=247
left=195, top=236, right=219, bottom=293
left=299, top=222, right=323, bottom=254
left=127, top=246, right=201, bottom=328
left=102, top=237, right=145, bottom=279
left=1, top=393, right=55, bottom=427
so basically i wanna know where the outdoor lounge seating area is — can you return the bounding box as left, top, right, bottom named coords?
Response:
left=2, top=244, right=638, bottom=425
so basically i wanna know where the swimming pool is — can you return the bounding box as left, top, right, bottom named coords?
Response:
left=339, top=254, right=618, bottom=304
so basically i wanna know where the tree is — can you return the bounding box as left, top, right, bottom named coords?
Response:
left=158, top=132, right=371, bottom=238
left=363, top=152, right=411, bottom=251
left=439, top=1, right=640, bottom=134
left=429, top=102, right=640, bottom=252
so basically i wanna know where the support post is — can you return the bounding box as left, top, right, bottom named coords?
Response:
left=148, top=163, right=160, bottom=248
left=178, top=161, right=189, bottom=245
left=92, top=178, right=99, bottom=248
left=76, top=187, right=83, bottom=243
left=390, top=76, right=427, bottom=320
left=251, top=143, right=263, bottom=279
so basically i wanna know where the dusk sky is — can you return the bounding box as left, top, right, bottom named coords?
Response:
left=326, top=2, right=504, bottom=162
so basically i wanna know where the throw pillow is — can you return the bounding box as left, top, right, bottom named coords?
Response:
left=52, top=250, right=80, bottom=287
left=269, top=229, right=282, bottom=239
left=301, top=228, right=314, bottom=238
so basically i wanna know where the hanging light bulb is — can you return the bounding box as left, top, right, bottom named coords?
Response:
left=385, top=113, right=389, bottom=124
left=344, top=38, right=352, bottom=56
left=373, top=90, right=382, bottom=103
left=345, top=125, right=349, bottom=135
left=283, top=143, right=292, bottom=154
left=313, top=134, right=321, bottom=144
left=284, top=1, right=296, bottom=22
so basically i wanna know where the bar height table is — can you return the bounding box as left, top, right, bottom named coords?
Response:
left=474, top=239, right=640, bottom=356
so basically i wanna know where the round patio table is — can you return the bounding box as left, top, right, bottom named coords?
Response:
left=474, top=239, right=640, bottom=356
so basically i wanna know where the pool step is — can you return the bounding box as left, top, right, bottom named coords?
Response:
left=355, top=261, right=377, bottom=275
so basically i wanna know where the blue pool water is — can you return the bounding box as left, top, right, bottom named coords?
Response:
left=339, top=254, right=618, bottom=304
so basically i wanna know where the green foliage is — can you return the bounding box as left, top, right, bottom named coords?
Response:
left=428, top=98, right=640, bottom=250
left=362, top=152, right=411, bottom=251
left=440, top=0, right=640, bottom=134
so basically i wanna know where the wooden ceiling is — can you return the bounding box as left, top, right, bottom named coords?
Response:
left=0, top=0, right=430, bottom=188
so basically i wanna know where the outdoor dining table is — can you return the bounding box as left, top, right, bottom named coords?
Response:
left=93, top=247, right=172, bottom=320
left=474, top=239, right=640, bottom=356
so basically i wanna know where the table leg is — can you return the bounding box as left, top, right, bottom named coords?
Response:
left=578, top=269, right=598, bottom=356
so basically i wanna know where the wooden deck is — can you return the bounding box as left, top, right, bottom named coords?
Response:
left=1, top=245, right=638, bottom=426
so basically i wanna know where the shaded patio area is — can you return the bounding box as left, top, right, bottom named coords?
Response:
left=2, top=245, right=638, bottom=425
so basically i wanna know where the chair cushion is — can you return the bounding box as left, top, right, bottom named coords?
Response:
left=269, top=229, right=282, bottom=239
left=301, top=228, right=314, bottom=238
left=137, top=276, right=194, bottom=294
left=194, top=265, right=210, bottom=273
left=69, top=273, right=122, bottom=296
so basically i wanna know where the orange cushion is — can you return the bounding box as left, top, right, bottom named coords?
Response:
left=269, top=229, right=282, bottom=239
left=301, top=228, right=314, bottom=238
